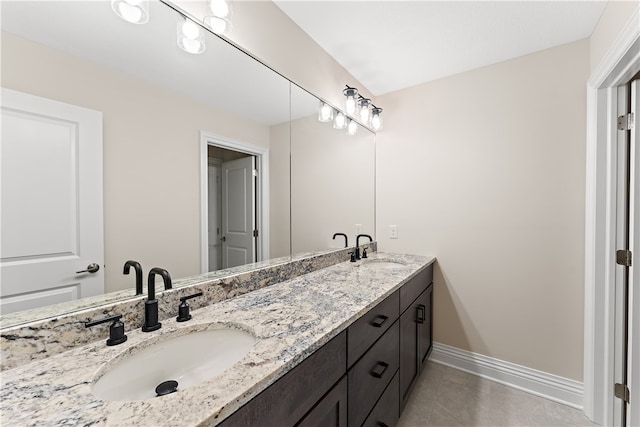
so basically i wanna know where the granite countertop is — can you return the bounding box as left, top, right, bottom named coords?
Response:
left=0, top=253, right=435, bottom=426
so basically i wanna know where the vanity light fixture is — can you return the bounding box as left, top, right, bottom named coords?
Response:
left=333, top=111, right=347, bottom=129
left=205, top=0, right=233, bottom=35
left=111, top=0, right=149, bottom=24
left=318, top=102, right=334, bottom=123
left=177, top=17, right=206, bottom=54
left=371, top=105, right=383, bottom=131
left=358, top=96, right=372, bottom=126
left=346, top=119, right=358, bottom=136
left=343, top=85, right=358, bottom=116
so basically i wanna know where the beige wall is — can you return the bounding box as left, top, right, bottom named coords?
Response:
left=376, top=40, right=590, bottom=381
left=290, top=115, right=375, bottom=253
left=1, top=32, right=272, bottom=292
left=589, top=0, right=640, bottom=72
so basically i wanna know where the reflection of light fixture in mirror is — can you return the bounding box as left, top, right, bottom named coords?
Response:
left=318, top=102, right=334, bottom=123
left=346, top=119, right=358, bottom=136
left=358, top=97, right=371, bottom=126
left=205, top=0, right=233, bottom=35
left=111, top=0, right=149, bottom=24
left=343, top=86, right=358, bottom=115
left=204, top=15, right=232, bottom=35
left=371, top=105, right=383, bottom=131
left=177, top=18, right=205, bottom=54
left=210, top=0, right=233, bottom=19
left=334, top=111, right=347, bottom=129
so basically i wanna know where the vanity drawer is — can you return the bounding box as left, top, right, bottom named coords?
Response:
left=347, top=290, right=399, bottom=367
left=362, top=370, right=400, bottom=427
left=348, top=320, right=400, bottom=427
left=400, top=264, right=433, bottom=314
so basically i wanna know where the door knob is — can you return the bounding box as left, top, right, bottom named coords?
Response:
left=76, top=263, right=100, bottom=274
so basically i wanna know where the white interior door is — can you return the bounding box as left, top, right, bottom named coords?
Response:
left=0, top=88, right=104, bottom=314
left=221, top=156, right=255, bottom=268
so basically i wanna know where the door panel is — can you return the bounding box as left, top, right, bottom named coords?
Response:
left=221, top=156, right=255, bottom=268
left=1, top=89, right=104, bottom=313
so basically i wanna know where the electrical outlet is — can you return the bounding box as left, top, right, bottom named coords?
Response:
left=389, top=225, right=398, bottom=239
left=355, top=224, right=362, bottom=235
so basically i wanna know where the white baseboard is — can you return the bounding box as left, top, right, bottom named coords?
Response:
left=430, top=342, right=584, bottom=409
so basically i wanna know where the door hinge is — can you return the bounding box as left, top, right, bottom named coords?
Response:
left=618, top=113, right=634, bottom=131
left=616, top=249, right=632, bottom=267
left=253, top=229, right=259, bottom=237
left=252, top=169, right=258, bottom=177
left=615, top=383, right=630, bottom=403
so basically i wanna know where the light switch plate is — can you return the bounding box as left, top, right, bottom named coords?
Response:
left=389, top=225, right=398, bottom=239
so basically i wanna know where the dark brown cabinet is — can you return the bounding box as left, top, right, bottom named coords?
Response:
left=296, top=376, right=348, bottom=427
left=221, top=263, right=434, bottom=427
left=399, top=268, right=434, bottom=412
left=362, top=371, right=400, bottom=427
left=348, top=321, right=399, bottom=426
left=220, top=331, right=347, bottom=427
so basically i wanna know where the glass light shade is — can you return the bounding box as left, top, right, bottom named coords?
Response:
left=177, top=19, right=205, bottom=54
left=371, top=113, right=383, bottom=131
left=345, top=95, right=357, bottom=115
left=333, top=112, right=347, bottom=129
left=358, top=99, right=371, bottom=125
left=343, top=87, right=358, bottom=116
left=111, top=0, right=149, bottom=24
left=209, top=0, right=233, bottom=19
left=347, top=119, right=358, bottom=136
left=204, top=15, right=232, bottom=35
left=318, top=102, right=334, bottom=123
left=371, top=106, right=383, bottom=131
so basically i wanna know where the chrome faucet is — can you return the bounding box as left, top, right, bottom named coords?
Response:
left=332, top=233, right=348, bottom=248
left=355, top=234, right=373, bottom=260
left=123, top=260, right=143, bottom=295
left=142, top=267, right=171, bottom=332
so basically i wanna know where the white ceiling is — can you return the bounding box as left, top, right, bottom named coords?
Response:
left=274, top=0, right=608, bottom=96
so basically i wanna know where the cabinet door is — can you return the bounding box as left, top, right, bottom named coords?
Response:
left=399, top=299, right=420, bottom=410
left=296, top=376, right=347, bottom=427
left=418, top=283, right=433, bottom=368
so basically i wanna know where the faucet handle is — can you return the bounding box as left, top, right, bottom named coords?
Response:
left=86, top=314, right=128, bottom=346
left=362, top=246, right=369, bottom=258
left=176, top=292, right=204, bottom=322
left=349, top=251, right=357, bottom=263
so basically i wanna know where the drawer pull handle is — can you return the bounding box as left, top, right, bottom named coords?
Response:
left=370, top=314, right=388, bottom=328
left=417, top=304, right=426, bottom=324
left=370, top=361, right=389, bottom=378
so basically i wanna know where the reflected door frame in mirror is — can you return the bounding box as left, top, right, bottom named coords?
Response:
left=199, top=131, right=270, bottom=273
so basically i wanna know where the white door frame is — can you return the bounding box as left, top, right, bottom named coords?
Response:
left=199, top=131, right=269, bottom=273
left=583, top=8, right=639, bottom=424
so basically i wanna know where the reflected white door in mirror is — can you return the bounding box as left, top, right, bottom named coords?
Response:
left=0, top=89, right=104, bottom=314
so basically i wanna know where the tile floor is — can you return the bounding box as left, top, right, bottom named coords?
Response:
left=397, top=362, right=600, bottom=427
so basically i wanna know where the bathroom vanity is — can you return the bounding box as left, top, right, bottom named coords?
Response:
left=0, top=252, right=435, bottom=426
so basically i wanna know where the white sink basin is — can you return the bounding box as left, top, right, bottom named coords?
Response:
left=92, top=326, right=256, bottom=401
left=361, top=260, right=406, bottom=270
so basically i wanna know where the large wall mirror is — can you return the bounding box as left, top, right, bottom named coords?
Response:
left=0, top=0, right=375, bottom=328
